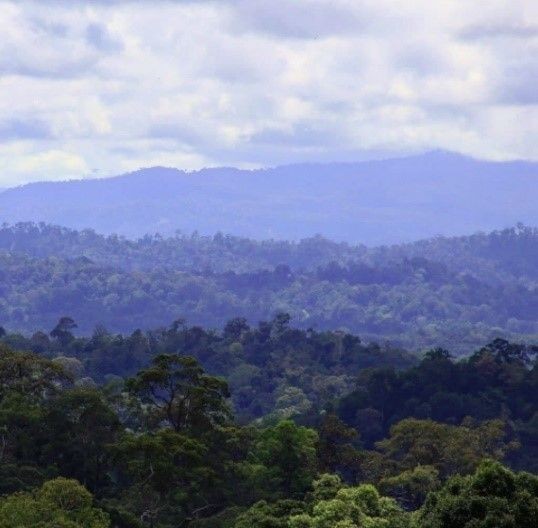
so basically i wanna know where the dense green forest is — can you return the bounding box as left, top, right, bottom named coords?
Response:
left=1, top=223, right=537, bottom=527
left=4, top=0, right=537, bottom=525
left=0, top=324, right=537, bottom=527
left=1, top=315, right=416, bottom=422
left=0, top=222, right=537, bottom=352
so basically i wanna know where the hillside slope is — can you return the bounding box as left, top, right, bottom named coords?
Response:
left=1, top=151, right=537, bottom=245
left=0, top=223, right=536, bottom=353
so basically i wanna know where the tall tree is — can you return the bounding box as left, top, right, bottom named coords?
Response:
left=126, top=354, right=231, bottom=434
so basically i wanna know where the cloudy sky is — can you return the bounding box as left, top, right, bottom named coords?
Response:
left=0, top=0, right=536, bottom=186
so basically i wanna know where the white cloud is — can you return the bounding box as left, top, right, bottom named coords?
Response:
left=0, top=0, right=536, bottom=185
left=0, top=143, right=89, bottom=185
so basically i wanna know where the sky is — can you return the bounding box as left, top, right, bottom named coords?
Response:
left=0, top=0, right=537, bottom=186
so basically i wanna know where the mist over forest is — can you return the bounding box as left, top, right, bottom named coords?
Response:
left=1, top=0, right=538, bottom=525
left=0, top=221, right=536, bottom=353
left=2, top=159, right=538, bottom=528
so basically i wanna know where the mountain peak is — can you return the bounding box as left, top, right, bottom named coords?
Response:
left=0, top=153, right=536, bottom=245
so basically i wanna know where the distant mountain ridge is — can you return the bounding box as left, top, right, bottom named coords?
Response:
left=1, top=151, right=537, bottom=245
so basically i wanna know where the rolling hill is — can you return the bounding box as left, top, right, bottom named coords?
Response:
left=1, top=151, right=537, bottom=245
left=0, top=222, right=536, bottom=353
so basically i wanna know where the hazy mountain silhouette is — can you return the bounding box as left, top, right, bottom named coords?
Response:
left=1, top=151, right=536, bottom=245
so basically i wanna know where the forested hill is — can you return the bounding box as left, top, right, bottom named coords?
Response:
left=1, top=151, right=537, bottom=245
left=0, top=222, right=537, bottom=352
left=2, top=222, right=538, bottom=280
left=2, top=324, right=537, bottom=527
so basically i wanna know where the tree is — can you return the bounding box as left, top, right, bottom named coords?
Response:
left=273, top=387, right=312, bottom=419
left=310, top=473, right=344, bottom=502
left=52, top=356, right=84, bottom=380
left=41, top=388, right=122, bottom=491
left=271, top=312, right=291, bottom=338
left=50, top=317, right=78, bottom=345
left=0, top=345, right=70, bottom=401
left=365, top=368, right=398, bottom=422
left=288, top=483, right=410, bottom=528
left=234, top=499, right=306, bottom=528
left=112, top=429, right=211, bottom=527
left=376, top=418, right=515, bottom=478
left=416, top=460, right=538, bottom=528
left=223, top=317, right=250, bottom=341
left=236, top=483, right=410, bottom=528
left=423, top=348, right=452, bottom=361
left=0, top=477, right=110, bottom=528
left=30, top=331, right=51, bottom=353
left=126, top=354, right=231, bottom=434
left=379, top=465, right=440, bottom=510
left=253, top=420, right=318, bottom=498
left=317, top=414, right=360, bottom=477
left=477, top=338, right=537, bottom=365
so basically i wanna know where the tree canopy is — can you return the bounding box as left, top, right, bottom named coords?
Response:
left=0, top=222, right=537, bottom=352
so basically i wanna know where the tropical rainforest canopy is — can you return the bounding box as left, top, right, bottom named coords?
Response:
left=0, top=222, right=537, bottom=527
left=0, top=222, right=537, bottom=352
left=0, top=316, right=537, bottom=526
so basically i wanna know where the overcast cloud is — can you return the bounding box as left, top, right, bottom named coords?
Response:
left=0, top=0, right=536, bottom=185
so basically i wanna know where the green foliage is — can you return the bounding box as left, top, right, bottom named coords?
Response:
left=0, top=343, right=70, bottom=400
left=0, top=325, right=536, bottom=527
left=0, top=477, right=110, bottom=528
left=415, top=460, right=538, bottom=528
left=126, top=354, right=231, bottom=434
left=234, top=499, right=307, bottom=528
left=2, top=316, right=415, bottom=423
left=316, top=414, right=360, bottom=476
left=336, top=346, right=536, bottom=471
left=376, top=418, right=514, bottom=478
left=311, top=474, right=345, bottom=502
left=379, top=466, right=440, bottom=510
left=297, top=482, right=410, bottom=528
left=252, top=420, right=319, bottom=498
left=236, top=481, right=410, bottom=528
left=1, top=222, right=538, bottom=351
left=40, top=387, right=123, bottom=490
left=111, top=429, right=210, bottom=525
